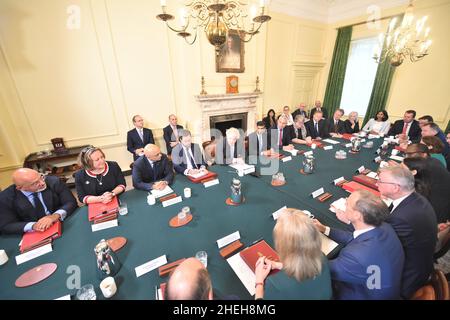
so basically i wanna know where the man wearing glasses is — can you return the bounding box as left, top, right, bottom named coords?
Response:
left=376, top=166, right=437, bottom=299
left=0, top=168, right=77, bottom=235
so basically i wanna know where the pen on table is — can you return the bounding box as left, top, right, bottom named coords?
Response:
left=154, top=285, right=158, bottom=300
left=251, top=237, right=263, bottom=245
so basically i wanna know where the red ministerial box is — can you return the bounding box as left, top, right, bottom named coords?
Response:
left=342, top=181, right=380, bottom=197
left=307, top=140, right=324, bottom=148
left=341, top=133, right=354, bottom=140
left=20, top=220, right=62, bottom=253
left=88, top=196, right=119, bottom=222
left=239, top=240, right=280, bottom=276
left=187, top=171, right=218, bottom=183
left=353, top=174, right=379, bottom=191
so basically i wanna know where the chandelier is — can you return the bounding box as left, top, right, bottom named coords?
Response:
left=373, top=0, right=432, bottom=67
left=156, top=0, right=271, bottom=54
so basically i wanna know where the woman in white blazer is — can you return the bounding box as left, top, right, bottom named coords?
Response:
left=362, top=110, right=390, bottom=135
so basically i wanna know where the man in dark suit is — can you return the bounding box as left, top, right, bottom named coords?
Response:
left=421, top=122, right=450, bottom=157
left=163, top=114, right=184, bottom=155
left=305, top=110, right=329, bottom=139
left=291, top=103, right=308, bottom=120
left=309, top=100, right=328, bottom=120
left=132, top=144, right=174, bottom=191
left=215, top=127, right=246, bottom=165
left=377, top=166, right=437, bottom=299
left=326, top=109, right=346, bottom=137
left=247, top=121, right=271, bottom=162
left=0, top=168, right=77, bottom=235
left=314, top=190, right=404, bottom=299
left=172, top=130, right=207, bottom=175
left=267, top=116, right=295, bottom=151
left=387, top=110, right=421, bottom=143
left=127, top=115, right=155, bottom=161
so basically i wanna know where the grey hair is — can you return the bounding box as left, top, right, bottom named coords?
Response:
left=379, top=166, right=415, bottom=192
left=352, top=190, right=388, bottom=227
left=179, top=129, right=191, bottom=139
left=226, top=127, right=240, bottom=139
left=294, top=114, right=305, bottom=122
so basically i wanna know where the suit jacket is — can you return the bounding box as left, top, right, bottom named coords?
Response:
left=263, top=116, right=277, bottom=130
left=163, top=124, right=184, bottom=155
left=247, top=131, right=270, bottom=158
left=172, top=143, right=207, bottom=175
left=305, top=119, right=329, bottom=139
left=292, top=109, right=308, bottom=120
left=215, top=138, right=245, bottom=165
left=385, top=192, right=437, bottom=299
left=328, top=223, right=404, bottom=300
left=343, top=119, right=360, bottom=134
left=0, top=176, right=77, bottom=235
left=267, top=126, right=293, bottom=149
left=132, top=154, right=174, bottom=191
left=290, top=125, right=309, bottom=141
left=127, top=127, right=155, bottom=160
left=326, top=119, right=346, bottom=134
left=387, top=120, right=421, bottom=143
left=310, top=107, right=328, bottom=120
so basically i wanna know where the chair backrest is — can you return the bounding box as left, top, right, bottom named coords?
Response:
left=430, top=269, right=450, bottom=300
left=411, top=285, right=435, bottom=300
left=434, top=228, right=450, bottom=260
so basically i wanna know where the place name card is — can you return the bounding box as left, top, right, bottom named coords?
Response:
left=204, top=179, right=219, bottom=188
left=91, top=219, right=118, bottom=232
left=374, top=156, right=381, bottom=163
left=217, top=231, right=241, bottom=249
left=345, top=143, right=352, bottom=148
left=16, top=243, right=53, bottom=265
left=243, top=166, right=256, bottom=175
left=286, top=149, right=298, bottom=156
left=323, top=146, right=333, bottom=151
left=333, top=177, right=345, bottom=185
left=272, top=206, right=287, bottom=220
left=390, top=155, right=405, bottom=162
left=360, top=139, right=366, bottom=142
left=367, top=172, right=379, bottom=179
left=368, top=134, right=380, bottom=139
left=54, top=295, right=71, bottom=300
left=311, top=187, right=325, bottom=199
left=357, top=166, right=366, bottom=173
left=135, top=255, right=167, bottom=278
left=322, top=139, right=340, bottom=145
left=281, top=156, right=292, bottom=162
left=162, top=196, right=182, bottom=208
left=304, top=151, right=313, bottom=156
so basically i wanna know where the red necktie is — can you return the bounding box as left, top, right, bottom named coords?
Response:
left=402, top=123, right=408, bottom=135
left=279, top=129, right=283, bottom=146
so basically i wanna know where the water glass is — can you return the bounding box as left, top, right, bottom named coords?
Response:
left=195, top=251, right=207, bottom=268
left=76, top=284, right=97, bottom=300
left=119, top=201, right=128, bottom=215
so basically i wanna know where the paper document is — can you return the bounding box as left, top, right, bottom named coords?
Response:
left=322, top=139, right=340, bottom=145
left=227, top=253, right=256, bottom=296
left=329, top=198, right=347, bottom=213
left=187, top=170, right=207, bottom=179
left=321, top=234, right=339, bottom=256
left=151, top=186, right=174, bottom=198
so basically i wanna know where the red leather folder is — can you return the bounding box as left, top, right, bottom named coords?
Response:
left=341, top=133, right=354, bottom=140
left=187, top=171, right=218, bottom=183
left=20, top=220, right=62, bottom=253
left=307, top=140, right=324, bottom=148
left=88, top=196, right=119, bottom=222
left=239, top=240, right=280, bottom=276
left=342, top=181, right=380, bottom=197
left=353, top=174, right=379, bottom=191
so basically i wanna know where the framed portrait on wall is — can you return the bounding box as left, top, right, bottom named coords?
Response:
left=216, top=30, right=245, bottom=73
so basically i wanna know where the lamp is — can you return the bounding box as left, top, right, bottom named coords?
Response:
left=156, top=0, right=271, bottom=55
left=373, top=0, right=432, bottom=67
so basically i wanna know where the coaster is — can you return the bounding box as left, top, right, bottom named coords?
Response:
left=299, top=169, right=313, bottom=175
left=169, top=213, right=193, bottom=228
left=225, top=197, right=245, bottom=206
left=271, top=180, right=286, bottom=186
left=107, top=237, right=127, bottom=252
left=15, top=263, right=58, bottom=288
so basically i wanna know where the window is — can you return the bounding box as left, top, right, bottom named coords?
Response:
left=340, top=37, right=379, bottom=117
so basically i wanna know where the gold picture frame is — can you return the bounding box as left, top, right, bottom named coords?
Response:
left=216, top=30, right=245, bottom=73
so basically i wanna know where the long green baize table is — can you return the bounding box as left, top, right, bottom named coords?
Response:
left=0, top=137, right=384, bottom=299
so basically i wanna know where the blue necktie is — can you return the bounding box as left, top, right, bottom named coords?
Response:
left=33, top=193, right=46, bottom=219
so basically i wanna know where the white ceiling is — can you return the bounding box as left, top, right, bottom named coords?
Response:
left=268, top=0, right=409, bottom=23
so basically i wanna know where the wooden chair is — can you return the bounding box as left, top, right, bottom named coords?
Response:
left=430, top=269, right=450, bottom=300
left=411, top=285, right=435, bottom=300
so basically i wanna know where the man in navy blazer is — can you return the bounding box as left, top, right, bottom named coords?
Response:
left=172, top=130, right=207, bottom=175
left=305, top=110, right=330, bottom=139
left=163, top=114, right=184, bottom=156
left=377, top=166, right=437, bottom=299
left=0, top=168, right=77, bottom=235
left=314, top=190, right=404, bottom=300
left=132, top=144, right=174, bottom=191
left=387, top=110, right=421, bottom=143
left=127, top=115, right=155, bottom=161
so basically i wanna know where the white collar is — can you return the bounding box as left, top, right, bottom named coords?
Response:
left=353, top=226, right=375, bottom=239
left=391, top=192, right=413, bottom=212
left=146, top=157, right=154, bottom=166
left=85, top=162, right=109, bottom=178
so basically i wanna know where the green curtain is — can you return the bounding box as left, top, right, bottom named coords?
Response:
left=323, top=26, right=353, bottom=116
left=363, top=15, right=403, bottom=126
left=445, top=120, right=450, bottom=133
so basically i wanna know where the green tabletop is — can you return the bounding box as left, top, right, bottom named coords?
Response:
left=0, top=137, right=385, bottom=300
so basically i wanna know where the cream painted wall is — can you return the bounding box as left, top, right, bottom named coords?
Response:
left=323, top=0, right=450, bottom=127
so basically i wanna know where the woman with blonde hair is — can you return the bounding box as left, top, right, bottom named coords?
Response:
left=344, top=111, right=360, bottom=134
left=254, top=209, right=332, bottom=299
left=74, top=146, right=126, bottom=205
